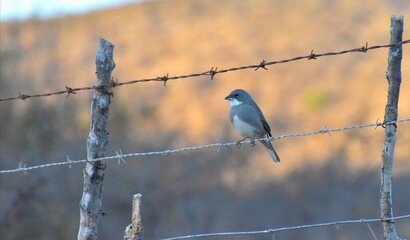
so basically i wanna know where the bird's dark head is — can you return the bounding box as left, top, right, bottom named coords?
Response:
left=225, top=89, right=253, bottom=106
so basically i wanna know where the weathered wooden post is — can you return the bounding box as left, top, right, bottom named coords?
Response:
left=78, top=38, right=115, bottom=240
left=124, top=194, right=143, bottom=240
left=380, top=15, right=403, bottom=240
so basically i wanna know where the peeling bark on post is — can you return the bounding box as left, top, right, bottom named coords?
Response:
left=78, top=38, right=115, bottom=240
left=380, top=16, right=403, bottom=240
left=124, top=194, right=143, bottom=240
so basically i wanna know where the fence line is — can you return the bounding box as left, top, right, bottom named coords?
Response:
left=1, top=118, right=409, bottom=174
left=160, top=214, right=410, bottom=240
left=0, top=40, right=409, bottom=102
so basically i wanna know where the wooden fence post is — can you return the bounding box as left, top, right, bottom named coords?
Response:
left=380, top=15, right=403, bottom=240
left=78, top=38, right=115, bottom=240
left=124, top=194, right=143, bottom=240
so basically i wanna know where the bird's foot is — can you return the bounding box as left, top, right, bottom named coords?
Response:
left=250, top=138, right=256, bottom=146
left=236, top=138, right=246, bottom=148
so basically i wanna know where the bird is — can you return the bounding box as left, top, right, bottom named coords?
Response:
left=225, top=89, right=280, bottom=162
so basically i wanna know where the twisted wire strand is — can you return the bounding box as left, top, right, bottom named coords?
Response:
left=160, top=214, right=410, bottom=240
left=1, top=40, right=408, bottom=102
left=1, top=118, right=408, bottom=174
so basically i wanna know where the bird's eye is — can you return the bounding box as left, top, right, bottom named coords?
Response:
left=234, top=94, right=239, bottom=98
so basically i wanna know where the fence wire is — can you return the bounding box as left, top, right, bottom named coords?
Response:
left=1, top=118, right=408, bottom=174
left=160, top=214, right=410, bottom=240
left=0, top=40, right=409, bottom=102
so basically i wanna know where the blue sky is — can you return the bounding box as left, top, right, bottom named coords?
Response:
left=0, top=0, right=140, bottom=21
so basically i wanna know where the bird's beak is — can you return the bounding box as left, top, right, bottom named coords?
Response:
left=224, top=94, right=232, bottom=101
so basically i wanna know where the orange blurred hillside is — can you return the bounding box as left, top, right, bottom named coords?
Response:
left=1, top=0, right=409, bottom=239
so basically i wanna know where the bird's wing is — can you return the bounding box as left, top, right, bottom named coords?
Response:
left=261, top=119, right=272, bottom=137
left=249, top=101, right=272, bottom=136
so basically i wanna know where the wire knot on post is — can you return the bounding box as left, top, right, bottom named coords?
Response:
left=110, top=78, right=119, bottom=88
left=382, top=119, right=398, bottom=129
left=381, top=218, right=395, bottom=224
left=94, top=85, right=113, bottom=96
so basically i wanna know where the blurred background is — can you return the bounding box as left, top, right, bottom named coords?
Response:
left=0, top=0, right=409, bottom=239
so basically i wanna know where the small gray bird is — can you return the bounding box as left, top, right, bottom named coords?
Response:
left=225, top=89, right=280, bottom=162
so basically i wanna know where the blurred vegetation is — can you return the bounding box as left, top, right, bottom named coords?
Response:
left=0, top=0, right=410, bottom=239
left=303, top=88, right=328, bottom=111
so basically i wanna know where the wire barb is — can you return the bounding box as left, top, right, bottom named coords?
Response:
left=374, top=118, right=382, bottom=129
left=66, top=155, right=73, bottom=168
left=18, top=162, right=27, bottom=175
left=209, top=67, right=218, bottom=80
left=255, top=60, right=268, bottom=70
left=158, top=73, right=169, bottom=87
left=65, top=86, right=76, bottom=99
left=320, top=125, right=332, bottom=137
left=18, top=91, right=30, bottom=101
left=216, top=139, right=227, bottom=152
left=308, top=49, right=317, bottom=60
left=116, top=150, right=126, bottom=165
left=359, top=42, right=369, bottom=53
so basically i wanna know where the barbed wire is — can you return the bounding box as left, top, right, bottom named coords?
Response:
left=1, top=118, right=408, bottom=174
left=159, top=214, right=410, bottom=240
left=0, top=40, right=409, bottom=102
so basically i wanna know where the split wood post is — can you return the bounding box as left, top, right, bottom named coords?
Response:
left=124, top=194, right=143, bottom=240
left=380, top=15, right=403, bottom=240
left=78, top=38, right=115, bottom=240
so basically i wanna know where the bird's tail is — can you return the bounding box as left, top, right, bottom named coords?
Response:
left=260, top=140, right=280, bottom=163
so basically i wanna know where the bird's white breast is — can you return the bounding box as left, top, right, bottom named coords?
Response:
left=232, top=115, right=258, bottom=138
